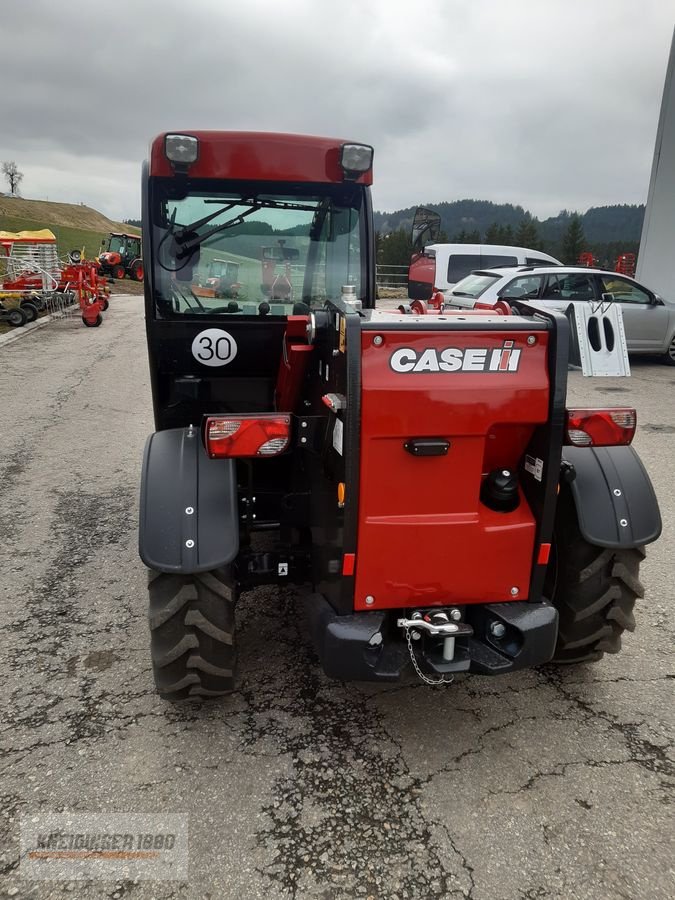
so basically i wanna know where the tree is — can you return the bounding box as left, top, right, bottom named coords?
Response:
left=515, top=220, right=541, bottom=250
left=2, top=161, right=23, bottom=196
left=561, top=214, right=586, bottom=264
left=379, top=229, right=412, bottom=268
left=484, top=222, right=501, bottom=243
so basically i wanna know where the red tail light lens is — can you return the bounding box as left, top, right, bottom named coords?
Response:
left=205, top=415, right=291, bottom=458
left=565, top=408, right=636, bottom=447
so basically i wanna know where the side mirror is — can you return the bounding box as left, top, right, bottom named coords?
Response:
left=411, top=207, right=441, bottom=251
left=652, top=294, right=664, bottom=306
left=601, top=292, right=614, bottom=302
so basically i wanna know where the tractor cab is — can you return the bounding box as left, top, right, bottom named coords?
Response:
left=143, top=132, right=374, bottom=430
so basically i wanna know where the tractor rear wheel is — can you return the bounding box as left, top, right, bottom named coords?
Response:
left=20, top=301, right=38, bottom=323
left=547, top=490, right=645, bottom=664
left=148, top=569, right=237, bottom=700
left=131, top=262, right=144, bottom=281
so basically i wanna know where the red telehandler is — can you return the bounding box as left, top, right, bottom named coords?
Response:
left=138, top=132, right=660, bottom=699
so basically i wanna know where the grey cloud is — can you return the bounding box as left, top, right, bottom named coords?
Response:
left=0, top=0, right=672, bottom=220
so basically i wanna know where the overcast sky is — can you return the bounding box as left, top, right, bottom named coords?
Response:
left=0, top=0, right=672, bottom=221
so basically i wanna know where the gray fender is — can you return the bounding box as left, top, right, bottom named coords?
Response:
left=139, top=427, right=238, bottom=573
left=562, top=445, right=661, bottom=548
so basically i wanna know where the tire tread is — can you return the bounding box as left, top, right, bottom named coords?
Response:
left=550, top=493, right=645, bottom=665
left=148, top=568, right=236, bottom=700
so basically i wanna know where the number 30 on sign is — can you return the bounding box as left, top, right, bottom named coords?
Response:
left=191, top=329, right=238, bottom=367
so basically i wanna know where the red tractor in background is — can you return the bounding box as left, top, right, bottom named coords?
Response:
left=138, top=132, right=661, bottom=700
left=98, top=232, right=143, bottom=281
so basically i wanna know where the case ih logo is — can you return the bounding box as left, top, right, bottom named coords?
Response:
left=390, top=341, right=521, bottom=374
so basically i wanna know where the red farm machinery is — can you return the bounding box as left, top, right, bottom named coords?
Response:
left=97, top=232, right=143, bottom=281
left=138, top=132, right=661, bottom=699
left=0, top=230, right=110, bottom=327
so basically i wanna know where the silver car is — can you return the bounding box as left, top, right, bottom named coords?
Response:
left=445, top=266, right=675, bottom=365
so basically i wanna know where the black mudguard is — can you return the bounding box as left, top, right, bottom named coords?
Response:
left=562, top=445, right=661, bottom=549
left=139, top=427, right=238, bottom=573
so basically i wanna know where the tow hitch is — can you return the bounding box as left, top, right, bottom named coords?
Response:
left=397, top=611, right=474, bottom=685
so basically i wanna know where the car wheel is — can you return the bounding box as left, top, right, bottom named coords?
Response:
left=662, top=335, right=675, bottom=366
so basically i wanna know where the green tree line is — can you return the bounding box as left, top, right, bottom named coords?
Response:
left=378, top=213, right=639, bottom=268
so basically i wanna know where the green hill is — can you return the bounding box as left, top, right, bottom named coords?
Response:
left=0, top=196, right=140, bottom=260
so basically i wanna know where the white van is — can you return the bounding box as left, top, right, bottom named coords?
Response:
left=408, top=243, right=561, bottom=299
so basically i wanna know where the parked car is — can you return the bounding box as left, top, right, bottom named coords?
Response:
left=408, top=243, right=561, bottom=299
left=445, top=266, right=675, bottom=364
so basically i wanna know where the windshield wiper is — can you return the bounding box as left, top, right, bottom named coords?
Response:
left=175, top=202, right=240, bottom=238
left=172, top=197, right=321, bottom=261
left=174, top=205, right=263, bottom=260
left=452, top=291, right=477, bottom=297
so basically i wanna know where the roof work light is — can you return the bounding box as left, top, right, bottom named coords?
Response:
left=339, top=143, right=374, bottom=179
left=164, top=134, right=199, bottom=168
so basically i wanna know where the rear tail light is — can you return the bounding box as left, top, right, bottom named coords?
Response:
left=205, top=415, right=291, bottom=458
left=565, top=408, right=636, bottom=447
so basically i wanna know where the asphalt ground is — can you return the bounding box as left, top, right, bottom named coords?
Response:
left=1, top=296, right=673, bottom=899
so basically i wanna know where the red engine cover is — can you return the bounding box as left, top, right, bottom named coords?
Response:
left=353, top=328, right=550, bottom=611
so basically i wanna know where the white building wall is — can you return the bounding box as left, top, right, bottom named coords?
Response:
left=636, top=30, right=675, bottom=299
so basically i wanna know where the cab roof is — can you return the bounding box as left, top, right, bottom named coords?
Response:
left=148, top=131, right=373, bottom=185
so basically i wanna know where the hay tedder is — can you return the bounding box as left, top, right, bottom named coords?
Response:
left=0, top=230, right=110, bottom=327
left=138, top=132, right=661, bottom=700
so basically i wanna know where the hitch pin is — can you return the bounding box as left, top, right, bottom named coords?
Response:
left=397, top=616, right=464, bottom=662
left=396, top=617, right=460, bottom=636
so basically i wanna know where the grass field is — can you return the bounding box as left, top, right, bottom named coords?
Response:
left=0, top=213, right=114, bottom=260
left=0, top=195, right=140, bottom=260
left=0, top=197, right=142, bottom=335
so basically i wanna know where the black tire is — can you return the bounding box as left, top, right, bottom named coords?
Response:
left=101, top=298, right=110, bottom=311
left=82, top=314, right=103, bottom=327
left=7, top=307, right=27, bottom=327
left=148, top=569, right=237, bottom=700
left=20, top=301, right=38, bottom=323
left=662, top=335, right=675, bottom=366
left=547, top=491, right=645, bottom=664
